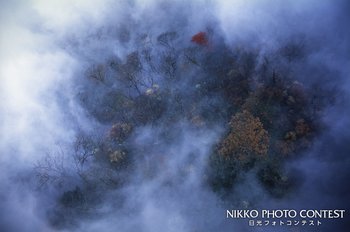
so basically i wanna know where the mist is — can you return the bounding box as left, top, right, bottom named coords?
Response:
left=1, top=0, right=349, bottom=231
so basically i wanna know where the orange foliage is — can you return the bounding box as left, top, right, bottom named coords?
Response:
left=219, top=110, right=269, bottom=162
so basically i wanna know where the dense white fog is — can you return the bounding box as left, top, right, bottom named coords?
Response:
left=1, top=1, right=349, bottom=231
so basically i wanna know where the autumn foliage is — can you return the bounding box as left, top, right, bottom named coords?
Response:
left=41, top=27, right=329, bottom=218
left=219, top=110, right=269, bottom=163
left=191, top=31, right=208, bottom=46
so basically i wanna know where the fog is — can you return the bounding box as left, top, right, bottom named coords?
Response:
left=0, top=0, right=349, bottom=231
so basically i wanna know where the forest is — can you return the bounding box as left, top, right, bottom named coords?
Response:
left=34, top=28, right=333, bottom=228
left=1, top=1, right=349, bottom=231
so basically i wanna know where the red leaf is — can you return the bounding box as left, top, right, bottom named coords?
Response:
left=191, top=32, right=208, bottom=46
